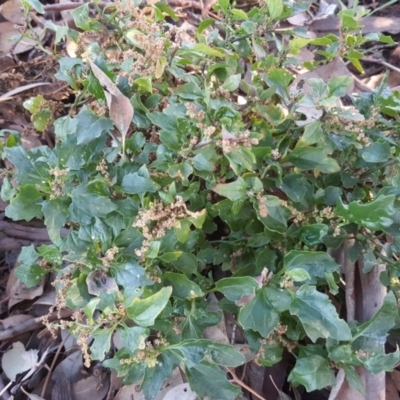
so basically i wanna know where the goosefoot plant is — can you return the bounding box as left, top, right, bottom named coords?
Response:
left=2, top=0, right=400, bottom=399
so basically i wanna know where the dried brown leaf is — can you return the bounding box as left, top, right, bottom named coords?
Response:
left=88, top=59, right=134, bottom=142
left=0, top=22, right=43, bottom=55
left=6, top=265, right=44, bottom=309
left=52, top=351, right=85, bottom=384
left=72, top=374, right=109, bottom=400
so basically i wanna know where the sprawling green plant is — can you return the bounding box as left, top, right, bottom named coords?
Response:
left=3, top=0, right=400, bottom=398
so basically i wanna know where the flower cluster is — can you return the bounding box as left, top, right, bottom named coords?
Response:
left=49, top=167, right=69, bottom=199
left=133, top=196, right=202, bottom=258
left=217, top=130, right=259, bottom=152
left=101, top=246, right=119, bottom=268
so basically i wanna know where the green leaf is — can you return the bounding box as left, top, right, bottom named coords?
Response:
left=118, top=326, right=149, bottom=354
left=70, top=185, right=118, bottom=218
left=222, top=74, right=241, bottom=92
left=115, top=262, right=154, bottom=289
left=285, top=268, right=310, bottom=282
left=192, top=44, right=226, bottom=58
left=212, top=177, right=247, bottom=201
left=186, top=362, right=242, bottom=400
left=354, top=291, right=397, bottom=341
left=91, top=328, right=113, bottom=361
left=328, top=76, right=353, bottom=97
left=231, top=8, right=248, bottom=20
left=343, top=366, right=365, bottom=396
left=154, top=2, right=178, bottom=21
left=42, top=199, right=69, bottom=244
left=4, top=146, right=53, bottom=187
left=299, top=121, right=323, bottom=146
left=361, top=141, right=392, bottom=163
left=15, top=263, right=46, bottom=288
left=126, top=286, right=172, bottom=327
left=71, top=4, right=102, bottom=31
left=288, top=355, right=336, bottom=392
left=336, top=195, right=395, bottom=231
left=141, top=353, right=175, bottom=400
left=22, top=0, right=44, bottom=13
left=214, top=276, right=259, bottom=302
left=75, top=109, right=113, bottom=145
left=290, top=285, right=352, bottom=342
left=263, top=286, right=292, bottom=312
left=147, top=112, right=178, bottom=133
left=162, top=272, right=204, bottom=300
left=0, top=177, right=17, bottom=201
left=360, top=348, right=400, bottom=374
left=167, top=340, right=245, bottom=368
left=238, top=290, right=279, bottom=337
left=266, top=0, right=284, bottom=20
left=5, top=185, right=43, bottom=221
left=287, top=147, right=340, bottom=173
left=121, top=173, right=159, bottom=194
left=255, top=195, right=290, bottom=234
left=283, top=251, right=340, bottom=283
left=218, top=0, right=230, bottom=12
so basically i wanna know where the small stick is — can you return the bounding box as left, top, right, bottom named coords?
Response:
left=225, top=367, right=268, bottom=400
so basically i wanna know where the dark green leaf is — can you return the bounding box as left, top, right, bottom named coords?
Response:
left=238, top=290, right=279, bottom=337
left=361, top=141, right=392, bottom=163
left=6, top=185, right=43, bottom=221
left=287, top=147, right=340, bottom=173
left=121, top=172, right=159, bottom=194
left=42, top=198, right=70, bottom=244
left=91, top=328, right=113, bottom=361
left=336, top=195, right=395, bottom=231
left=70, top=185, right=118, bottom=218
left=75, top=108, right=113, bottom=144
left=354, top=292, right=397, bottom=341
left=212, top=177, right=247, bottom=201
left=141, top=353, right=175, bottom=400
left=284, top=251, right=340, bottom=283
left=288, top=355, right=335, bottom=392
left=118, top=326, right=149, bottom=354
left=14, top=263, right=46, bottom=288
left=290, top=285, right=351, bottom=341
left=162, top=272, right=204, bottom=300
left=116, top=262, right=154, bottom=288
left=343, top=366, right=365, bottom=396
left=186, top=361, right=241, bottom=400
left=215, top=276, right=259, bottom=302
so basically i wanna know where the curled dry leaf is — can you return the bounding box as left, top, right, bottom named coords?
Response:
left=86, top=270, right=119, bottom=296
left=0, top=22, right=43, bottom=55
left=115, top=367, right=186, bottom=400
left=2, top=341, right=39, bottom=381
left=290, top=57, right=354, bottom=98
left=87, top=59, right=134, bottom=144
left=72, top=374, right=109, bottom=400
left=162, top=383, right=197, bottom=400
left=0, top=82, right=51, bottom=103
left=0, top=314, right=32, bottom=330
left=0, top=0, right=25, bottom=24
left=6, top=265, right=44, bottom=309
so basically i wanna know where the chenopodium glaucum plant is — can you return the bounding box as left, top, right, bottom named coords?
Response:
left=2, top=0, right=400, bottom=399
